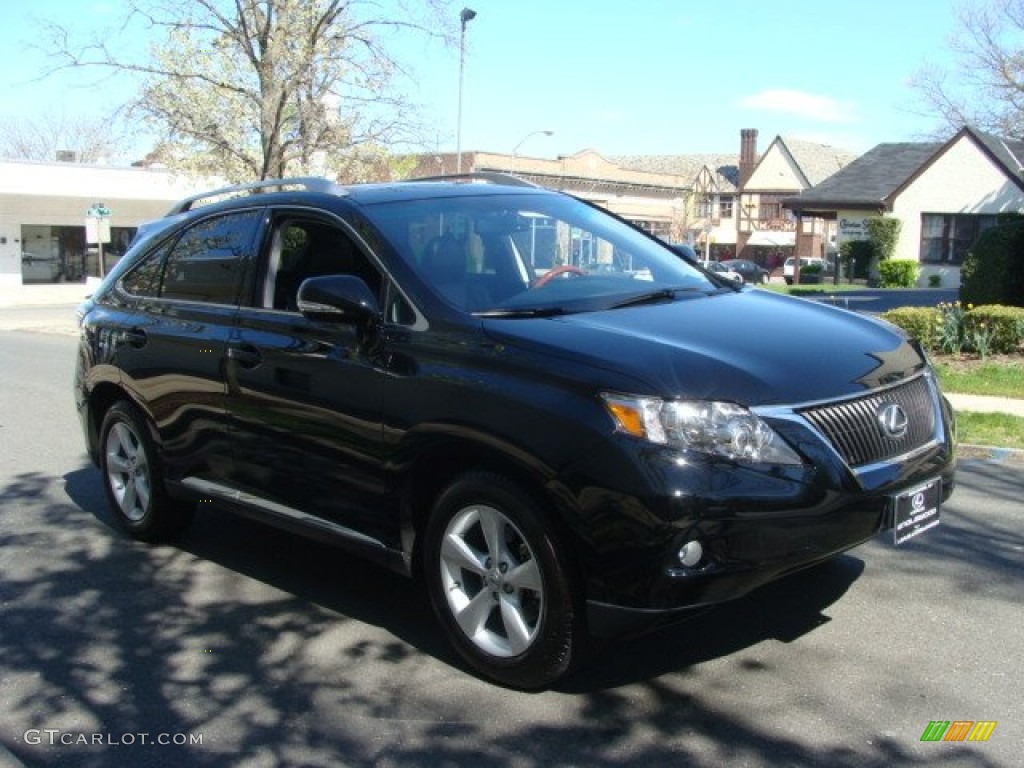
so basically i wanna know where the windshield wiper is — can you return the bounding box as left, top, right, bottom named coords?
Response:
left=475, top=306, right=567, bottom=318
left=607, top=287, right=702, bottom=309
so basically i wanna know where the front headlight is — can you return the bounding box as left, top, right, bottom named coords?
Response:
left=601, top=393, right=803, bottom=465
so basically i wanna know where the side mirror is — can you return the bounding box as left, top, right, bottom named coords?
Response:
left=296, top=275, right=380, bottom=324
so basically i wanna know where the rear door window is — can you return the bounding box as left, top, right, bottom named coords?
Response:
left=122, top=209, right=263, bottom=304
left=161, top=210, right=263, bottom=304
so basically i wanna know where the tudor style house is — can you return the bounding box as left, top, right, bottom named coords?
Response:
left=783, top=126, right=1024, bottom=288
left=615, top=130, right=859, bottom=266
left=735, top=129, right=858, bottom=270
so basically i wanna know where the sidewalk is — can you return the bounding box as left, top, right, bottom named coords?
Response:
left=0, top=281, right=98, bottom=308
left=945, top=392, right=1024, bottom=417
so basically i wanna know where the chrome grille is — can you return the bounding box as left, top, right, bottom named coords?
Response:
left=799, top=376, right=937, bottom=468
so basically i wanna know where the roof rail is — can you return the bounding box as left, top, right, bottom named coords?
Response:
left=406, top=172, right=540, bottom=188
left=166, top=176, right=344, bottom=215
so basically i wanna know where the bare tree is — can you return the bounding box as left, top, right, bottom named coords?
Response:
left=0, top=112, right=132, bottom=163
left=912, top=0, right=1024, bottom=139
left=40, top=0, right=453, bottom=181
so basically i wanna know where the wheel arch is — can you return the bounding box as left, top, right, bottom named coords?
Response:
left=83, top=382, right=140, bottom=464
left=401, top=432, right=586, bottom=590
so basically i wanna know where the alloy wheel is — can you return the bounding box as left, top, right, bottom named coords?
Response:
left=104, top=420, right=152, bottom=523
left=438, top=503, right=545, bottom=657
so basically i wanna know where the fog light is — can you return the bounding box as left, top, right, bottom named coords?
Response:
left=677, top=540, right=703, bottom=568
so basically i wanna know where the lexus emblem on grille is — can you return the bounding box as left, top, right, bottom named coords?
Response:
left=878, top=403, right=909, bottom=439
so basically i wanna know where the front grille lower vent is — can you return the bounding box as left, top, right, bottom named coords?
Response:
left=799, top=376, right=937, bottom=468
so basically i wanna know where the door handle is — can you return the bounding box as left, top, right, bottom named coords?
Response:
left=226, top=344, right=262, bottom=368
left=123, top=328, right=147, bottom=348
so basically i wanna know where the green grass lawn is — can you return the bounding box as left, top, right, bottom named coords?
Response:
left=932, top=356, right=1024, bottom=448
left=955, top=411, right=1024, bottom=450
left=933, top=358, right=1024, bottom=398
left=756, top=283, right=867, bottom=295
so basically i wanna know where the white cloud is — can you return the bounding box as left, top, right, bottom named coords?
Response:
left=738, top=89, right=858, bottom=124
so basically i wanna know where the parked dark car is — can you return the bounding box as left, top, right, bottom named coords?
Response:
left=722, top=258, right=769, bottom=284
left=75, top=174, right=955, bottom=688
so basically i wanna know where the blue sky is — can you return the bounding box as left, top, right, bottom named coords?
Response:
left=2, top=0, right=969, bottom=162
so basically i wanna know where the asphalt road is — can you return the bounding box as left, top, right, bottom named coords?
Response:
left=1, top=327, right=1021, bottom=767
left=791, top=287, right=960, bottom=314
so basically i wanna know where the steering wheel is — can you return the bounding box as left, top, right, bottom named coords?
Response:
left=531, top=264, right=586, bottom=289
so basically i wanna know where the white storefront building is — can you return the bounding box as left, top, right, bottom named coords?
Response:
left=0, top=160, right=207, bottom=288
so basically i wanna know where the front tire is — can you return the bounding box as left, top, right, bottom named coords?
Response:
left=424, top=472, right=580, bottom=689
left=99, top=401, right=194, bottom=541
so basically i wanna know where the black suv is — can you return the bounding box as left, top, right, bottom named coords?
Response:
left=75, top=175, right=955, bottom=688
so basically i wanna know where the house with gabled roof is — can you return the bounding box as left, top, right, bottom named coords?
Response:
left=783, top=126, right=1024, bottom=287
left=737, top=130, right=858, bottom=268
left=616, top=130, right=858, bottom=264
left=612, top=152, right=739, bottom=259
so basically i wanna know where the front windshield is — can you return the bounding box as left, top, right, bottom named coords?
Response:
left=365, top=191, right=719, bottom=315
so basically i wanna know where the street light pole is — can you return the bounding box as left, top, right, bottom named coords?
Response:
left=456, top=7, right=477, bottom=174
left=510, top=130, right=554, bottom=174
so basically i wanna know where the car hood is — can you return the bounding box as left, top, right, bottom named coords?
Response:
left=482, top=289, right=926, bottom=406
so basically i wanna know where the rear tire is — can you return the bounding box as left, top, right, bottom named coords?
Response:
left=99, top=401, right=194, bottom=541
left=424, top=472, right=580, bottom=689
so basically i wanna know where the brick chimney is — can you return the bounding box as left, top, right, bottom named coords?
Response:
left=739, top=128, right=758, bottom=187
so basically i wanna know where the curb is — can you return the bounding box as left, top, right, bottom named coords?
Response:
left=958, top=443, right=1024, bottom=464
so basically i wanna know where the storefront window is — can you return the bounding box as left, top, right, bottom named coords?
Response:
left=20, top=224, right=137, bottom=282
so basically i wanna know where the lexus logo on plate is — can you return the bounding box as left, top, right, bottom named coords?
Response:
left=878, top=403, right=909, bottom=440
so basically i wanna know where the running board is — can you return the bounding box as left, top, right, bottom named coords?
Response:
left=180, top=477, right=389, bottom=553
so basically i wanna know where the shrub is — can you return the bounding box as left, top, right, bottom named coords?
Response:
left=866, top=217, right=901, bottom=262
left=799, top=262, right=823, bottom=283
left=928, top=274, right=942, bottom=288
left=878, top=258, right=919, bottom=288
left=880, top=306, right=941, bottom=350
left=964, top=304, right=1024, bottom=354
left=960, top=220, right=1024, bottom=307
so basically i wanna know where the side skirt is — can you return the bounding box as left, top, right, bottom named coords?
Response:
left=176, top=477, right=412, bottom=575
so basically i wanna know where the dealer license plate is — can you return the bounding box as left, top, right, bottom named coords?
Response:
left=892, top=478, right=941, bottom=545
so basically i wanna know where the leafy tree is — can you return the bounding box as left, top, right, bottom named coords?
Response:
left=41, top=0, right=453, bottom=181
left=912, top=0, right=1024, bottom=138
left=961, top=218, right=1024, bottom=306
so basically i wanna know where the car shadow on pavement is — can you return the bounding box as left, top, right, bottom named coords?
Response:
left=5, top=466, right=1004, bottom=767
left=559, top=554, right=864, bottom=693
left=62, top=465, right=455, bottom=666
left=61, top=464, right=866, bottom=694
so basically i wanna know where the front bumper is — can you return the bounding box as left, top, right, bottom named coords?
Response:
left=576, top=382, right=956, bottom=638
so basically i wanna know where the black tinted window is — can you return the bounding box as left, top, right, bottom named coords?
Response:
left=161, top=210, right=262, bottom=304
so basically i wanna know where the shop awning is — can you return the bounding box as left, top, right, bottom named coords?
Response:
left=747, top=230, right=795, bottom=247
